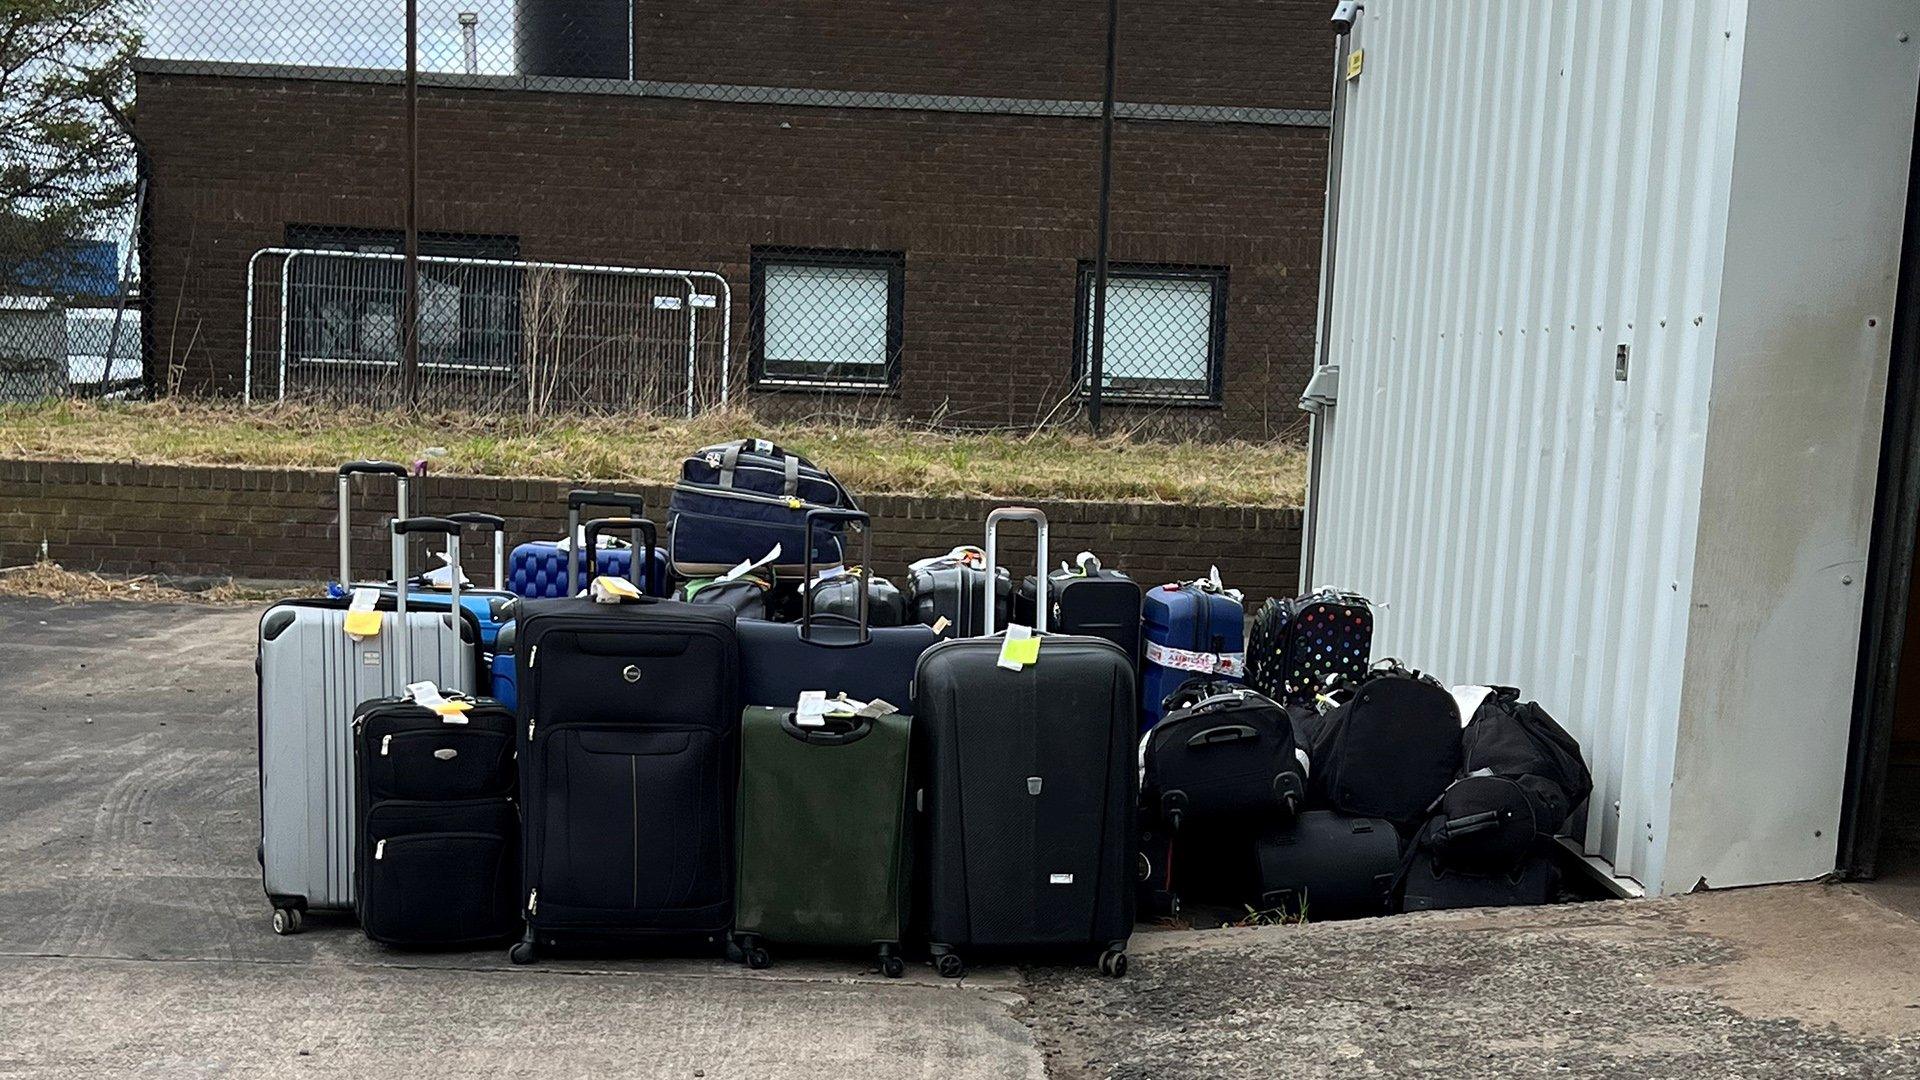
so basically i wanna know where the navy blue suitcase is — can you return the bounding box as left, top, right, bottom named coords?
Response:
left=737, top=509, right=938, bottom=708
left=508, top=489, right=670, bottom=598
left=1139, top=577, right=1246, bottom=734
left=668, top=439, right=855, bottom=578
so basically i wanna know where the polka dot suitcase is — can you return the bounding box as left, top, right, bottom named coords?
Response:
left=1247, top=591, right=1373, bottom=710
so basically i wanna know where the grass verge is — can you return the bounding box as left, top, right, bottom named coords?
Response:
left=0, top=400, right=1307, bottom=508
left=0, top=560, right=304, bottom=604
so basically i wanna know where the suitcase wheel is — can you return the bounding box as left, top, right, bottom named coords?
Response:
left=1099, top=948, right=1128, bottom=978
left=508, top=937, right=538, bottom=965
left=932, top=947, right=964, bottom=980
left=270, top=906, right=302, bottom=936
left=878, top=944, right=905, bottom=979
left=732, top=934, right=770, bottom=970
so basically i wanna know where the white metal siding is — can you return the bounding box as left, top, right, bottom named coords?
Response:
left=1311, top=0, right=1919, bottom=892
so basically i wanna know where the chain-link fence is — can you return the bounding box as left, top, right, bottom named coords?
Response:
left=14, top=0, right=1333, bottom=436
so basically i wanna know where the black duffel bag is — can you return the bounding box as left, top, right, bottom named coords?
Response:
left=1304, top=661, right=1463, bottom=830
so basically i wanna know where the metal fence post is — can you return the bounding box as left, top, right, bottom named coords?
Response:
left=401, top=0, right=421, bottom=406
left=1088, top=0, right=1119, bottom=434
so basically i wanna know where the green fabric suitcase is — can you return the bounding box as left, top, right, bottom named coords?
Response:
left=733, top=705, right=913, bottom=976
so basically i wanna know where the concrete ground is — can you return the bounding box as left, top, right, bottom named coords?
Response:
left=1, top=596, right=1918, bottom=1078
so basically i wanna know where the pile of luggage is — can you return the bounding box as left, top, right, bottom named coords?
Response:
left=255, top=440, right=1593, bottom=978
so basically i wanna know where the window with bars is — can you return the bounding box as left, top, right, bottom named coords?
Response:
left=1074, top=263, right=1228, bottom=403
left=749, top=247, right=903, bottom=390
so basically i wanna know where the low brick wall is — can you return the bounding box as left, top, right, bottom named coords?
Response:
left=0, top=459, right=1303, bottom=602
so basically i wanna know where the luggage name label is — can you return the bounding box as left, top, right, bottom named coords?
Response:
left=1145, top=640, right=1246, bottom=677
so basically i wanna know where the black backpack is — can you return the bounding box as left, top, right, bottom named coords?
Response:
left=1141, top=688, right=1307, bottom=832
left=1305, top=661, right=1462, bottom=829
left=1414, top=687, right=1592, bottom=875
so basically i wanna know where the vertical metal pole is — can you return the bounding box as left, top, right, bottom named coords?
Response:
left=401, top=0, right=421, bottom=405
left=460, top=12, right=479, bottom=74
left=1087, top=0, right=1119, bottom=434
left=1299, top=22, right=1353, bottom=592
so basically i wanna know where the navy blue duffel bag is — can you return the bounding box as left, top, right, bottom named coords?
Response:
left=667, top=438, right=859, bottom=577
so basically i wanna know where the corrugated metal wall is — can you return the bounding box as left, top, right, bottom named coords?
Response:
left=1310, top=0, right=1746, bottom=891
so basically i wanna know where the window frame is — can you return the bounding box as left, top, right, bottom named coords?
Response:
left=748, top=246, right=905, bottom=393
left=1072, top=261, right=1229, bottom=405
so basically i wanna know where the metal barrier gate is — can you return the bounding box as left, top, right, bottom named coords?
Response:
left=245, top=248, right=730, bottom=415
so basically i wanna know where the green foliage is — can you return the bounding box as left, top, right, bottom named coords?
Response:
left=0, top=0, right=141, bottom=293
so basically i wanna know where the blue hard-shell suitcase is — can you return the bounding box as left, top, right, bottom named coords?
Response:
left=1139, top=577, right=1246, bottom=733
left=506, top=489, right=670, bottom=598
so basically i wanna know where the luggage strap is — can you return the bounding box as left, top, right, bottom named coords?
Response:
left=1145, top=640, right=1246, bottom=677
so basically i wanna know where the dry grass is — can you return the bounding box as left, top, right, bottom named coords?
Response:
left=0, top=560, right=303, bottom=605
left=0, top=400, right=1308, bottom=508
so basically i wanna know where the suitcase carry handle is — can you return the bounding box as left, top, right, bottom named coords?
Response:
left=778, top=708, right=876, bottom=746
left=580, top=516, right=659, bottom=597
left=389, top=516, right=462, bottom=690
left=446, top=512, right=507, bottom=592
left=719, top=441, right=804, bottom=496
left=1187, top=723, right=1258, bottom=747
left=984, top=506, right=1048, bottom=636
left=566, top=490, right=649, bottom=594
left=801, top=507, right=872, bottom=646
left=337, top=460, right=410, bottom=589
left=1438, top=810, right=1503, bottom=838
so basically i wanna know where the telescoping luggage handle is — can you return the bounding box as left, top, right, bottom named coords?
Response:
left=800, top=507, right=873, bottom=647
left=445, top=512, right=506, bottom=591
left=566, top=489, right=649, bottom=595
left=581, top=516, right=659, bottom=596
left=338, top=461, right=410, bottom=588
left=983, top=506, right=1048, bottom=636
left=389, top=516, right=463, bottom=690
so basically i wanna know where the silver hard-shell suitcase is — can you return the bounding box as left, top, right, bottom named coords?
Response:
left=257, top=496, right=478, bottom=934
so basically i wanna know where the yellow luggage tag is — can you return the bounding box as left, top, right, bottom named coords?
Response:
left=407, top=681, right=472, bottom=723
left=998, top=624, right=1040, bottom=671
left=344, top=587, right=383, bottom=639
left=590, top=574, right=642, bottom=603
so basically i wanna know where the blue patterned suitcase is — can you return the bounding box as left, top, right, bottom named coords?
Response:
left=506, top=489, right=669, bottom=598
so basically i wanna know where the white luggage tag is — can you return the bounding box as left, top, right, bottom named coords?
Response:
left=855, top=697, right=899, bottom=719
left=720, top=543, right=782, bottom=584
left=998, top=623, right=1040, bottom=671
left=590, top=575, right=642, bottom=603
left=556, top=527, right=630, bottom=554
left=794, top=690, right=831, bottom=728
left=406, top=680, right=471, bottom=722
left=344, top=586, right=382, bottom=640
left=422, top=551, right=469, bottom=590
left=810, top=564, right=849, bottom=587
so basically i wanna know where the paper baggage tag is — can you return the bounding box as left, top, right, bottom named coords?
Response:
left=406, top=681, right=471, bottom=722
left=998, top=624, right=1040, bottom=671
left=720, top=544, right=782, bottom=583
left=825, top=693, right=863, bottom=719
left=855, top=698, right=898, bottom=719
left=930, top=616, right=952, bottom=636
left=344, top=587, right=382, bottom=639
left=795, top=690, right=830, bottom=727
left=810, top=565, right=848, bottom=587
left=590, top=575, right=642, bottom=603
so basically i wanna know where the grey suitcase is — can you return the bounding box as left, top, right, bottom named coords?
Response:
left=257, top=508, right=479, bottom=934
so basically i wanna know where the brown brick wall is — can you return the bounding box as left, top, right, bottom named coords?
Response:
left=137, top=65, right=1326, bottom=438
left=631, top=0, right=1334, bottom=110
left=0, top=459, right=1303, bottom=603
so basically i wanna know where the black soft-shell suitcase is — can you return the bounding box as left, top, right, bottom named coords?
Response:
left=507, top=592, right=740, bottom=964
left=1254, top=810, right=1400, bottom=920
left=915, top=507, right=1136, bottom=978
left=353, top=517, right=520, bottom=949
left=1400, top=850, right=1559, bottom=912
left=1014, top=553, right=1143, bottom=673
left=1141, top=688, right=1306, bottom=832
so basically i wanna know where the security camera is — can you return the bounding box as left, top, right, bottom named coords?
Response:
left=1331, top=1, right=1362, bottom=35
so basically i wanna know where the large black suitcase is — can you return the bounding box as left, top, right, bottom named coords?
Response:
left=1254, top=810, right=1400, bottom=920
left=507, top=590, right=741, bottom=964
left=1141, top=688, right=1306, bottom=833
left=738, top=509, right=938, bottom=708
left=915, top=507, right=1136, bottom=978
left=352, top=517, right=521, bottom=949
left=1014, top=553, right=1143, bottom=673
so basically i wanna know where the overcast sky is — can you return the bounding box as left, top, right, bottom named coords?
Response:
left=141, top=0, right=520, bottom=74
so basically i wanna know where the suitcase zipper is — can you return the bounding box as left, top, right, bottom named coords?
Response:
left=374, top=839, right=386, bottom=860
left=528, top=645, right=538, bottom=669
left=527, top=888, right=538, bottom=915
left=380, top=734, right=392, bottom=756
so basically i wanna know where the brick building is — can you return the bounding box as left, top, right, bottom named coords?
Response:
left=135, top=1, right=1332, bottom=437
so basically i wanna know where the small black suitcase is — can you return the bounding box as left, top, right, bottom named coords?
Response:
left=1141, top=688, right=1306, bottom=832
left=507, top=588, right=741, bottom=964
left=907, top=545, right=1011, bottom=637
left=352, top=517, right=520, bottom=949
left=738, top=510, right=938, bottom=707
left=916, top=508, right=1136, bottom=978
left=1400, top=850, right=1559, bottom=911
left=1015, top=553, right=1143, bottom=673
left=1254, top=810, right=1400, bottom=920
left=810, top=568, right=907, bottom=628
